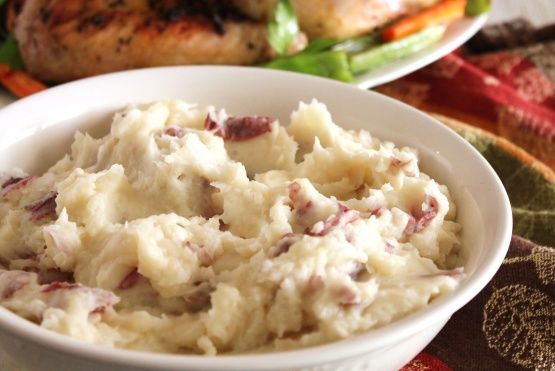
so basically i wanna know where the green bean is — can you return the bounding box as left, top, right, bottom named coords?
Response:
left=262, top=51, right=353, bottom=82
left=331, top=34, right=380, bottom=54
left=349, top=25, right=445, bottom=74
left=300, top=38, right=338, bottom=54
left=0, top=34, right=24, bottom=70
left=267, top=0, right=300, bottom=56
left=465, top=0, right=492, bottom=16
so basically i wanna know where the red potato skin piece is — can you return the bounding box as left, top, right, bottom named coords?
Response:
left=308, top=204, right=359, bottom=237
left=288, top=182, right=359, bottom=237
left=335, top=286, right=359, bottom=306
left=185, top=282, right=213, bottom=313
left=269, top=233, right=303, bottom=258
left=305, top=275, right=324, bottom=294
left=164, top=126, right=184, bottom=138
left=37, top=269, right=74, bottom=285
left=297, top=201, right=313, bottom=216
left=185, top=242, right=212, bottom=267
left=1, top=176, right=36, bottom=198
left=288, top=182, right=315, bottom=216
left=118, top=268, right=142, bottom=290
left=41, top=281, right=119, bottom=314
left=90, top=291, right=120, bottom=314
left=24, top=192, right=58, bottom=221
left=1, top=177, right=24, bottom=188
left=404, top=195, right=439, bottom=235
left=90, top=306, right=107, bottom=314
left=371, top=207, right=384, bottom=217
left=204, top=112, right=273, bottom=141
left=384, top=241, right=395, bottom=253
left=288, top=182, right=301, bottom=201
left=390, top=158, right=404, bottom=168
left=41, top=281, right=80, bottom=293
left=1, top=273, right=32, bottom=299
left=390, top=157, right=416, bottom=177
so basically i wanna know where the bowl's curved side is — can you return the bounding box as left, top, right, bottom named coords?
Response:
left=0, top=66, right=512, bottom=371
left=0, top=314, right=450, bottom=371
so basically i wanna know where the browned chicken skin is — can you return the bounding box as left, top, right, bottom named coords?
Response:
left=11, top=0, right=306, bottom=83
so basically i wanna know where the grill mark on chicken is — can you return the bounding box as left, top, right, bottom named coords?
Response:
left=77, top=12, right=113, bottom=33
left=11, top=0, right=306, bottom=83
left=157, top=0, right=243, bottom=35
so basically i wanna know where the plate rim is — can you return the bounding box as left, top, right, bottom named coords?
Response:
left=354, top=13, right=489, bottom=89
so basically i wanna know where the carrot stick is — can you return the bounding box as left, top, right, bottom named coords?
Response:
left=0, top=63, right=46, bottom=98
left=382, top=0, right=466, bottom=42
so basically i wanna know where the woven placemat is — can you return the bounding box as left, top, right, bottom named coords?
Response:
left=402, top=115, right=554, bottom=370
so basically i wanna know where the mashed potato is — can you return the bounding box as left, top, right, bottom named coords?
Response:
left=0, top=100, right=462, bottom=354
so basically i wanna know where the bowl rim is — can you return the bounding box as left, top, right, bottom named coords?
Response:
left=0, top=66, right=513, bottom=370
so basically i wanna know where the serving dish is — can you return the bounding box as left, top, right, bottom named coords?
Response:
left=0, top=66, right=511, bottom=371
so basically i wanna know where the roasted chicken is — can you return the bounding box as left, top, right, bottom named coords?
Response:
left=8, top=0, right=307, bottom=83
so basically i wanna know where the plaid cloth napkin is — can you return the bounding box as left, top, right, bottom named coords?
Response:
left=381, top=20, right=555, bottom=371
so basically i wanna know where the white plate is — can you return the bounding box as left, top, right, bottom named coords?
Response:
left=355, top=13, right=489, bottom=89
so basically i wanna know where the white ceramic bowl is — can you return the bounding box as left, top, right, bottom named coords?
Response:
left=0, top=67, right=511, bottom=371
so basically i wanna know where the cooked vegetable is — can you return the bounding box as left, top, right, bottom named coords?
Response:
left=350, top=25, right=446, bottom=74
left=465, top=0, right=491, bottom=16
left=300, top=38, right=339, bottom=54
left=331, top=34, right=380, bottom=54
left=0, top=63, right=46, bottom=98
left=382, top=0, right=465, bottom=42
left=303, top=34, right=380, bottom=55
left=263, top=51, right=353, bottom=82
left=267, top=0, right=300, bottom=55
left=0, top=34, right=24, bottom=70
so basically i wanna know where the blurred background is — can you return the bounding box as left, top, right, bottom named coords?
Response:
left=488, top=0, right=555, bottom=26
